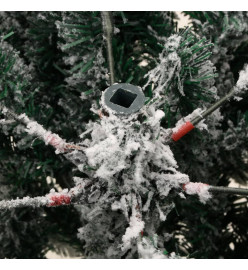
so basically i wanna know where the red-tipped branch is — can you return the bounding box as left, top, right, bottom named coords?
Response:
left=1, top=106, right=83, bottom=153
left=0, top=183, right=85, bottom=210
left=0, top=191, right=72, bottom=210
left=170, top=87, right=240, bottom=142
left=171, top=121, right=195, bottom=142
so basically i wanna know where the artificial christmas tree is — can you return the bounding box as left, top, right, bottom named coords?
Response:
left=0, top=11, right=248, bottom=259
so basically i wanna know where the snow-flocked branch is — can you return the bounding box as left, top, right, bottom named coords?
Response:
left=0, top=189, right=71, bottom=210
left=0, top=51, right=247, bottom=258
left=183, top=182, right=248, bottom=204
left=0, top=106, right=83, bottom=153
left=0, top=182, right=85, bottom=210
left=191, top=64, right=248, bottom=125
left=169, top=64, right=248, bottom=142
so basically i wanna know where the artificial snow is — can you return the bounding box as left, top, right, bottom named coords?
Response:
left=144, top=34, right=183, bottom=97
left=0, top=195, right=49, bottom=209
left=137, top=237, right=167, bottom=259
left=184, top=182, right=211, bottom=204
left=234, top=64, right=248, bottom=100
left=18, top=113, right=67, bottom=154
left=122, top=194, right=144, bottom=251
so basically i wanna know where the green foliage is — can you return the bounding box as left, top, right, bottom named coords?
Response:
left=0, top=11, right=247, bottom=258
left=113, top=12, right=176, bottom=86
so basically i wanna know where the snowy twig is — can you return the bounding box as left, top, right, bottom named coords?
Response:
left=0, top=106, right=83, bottom=153
left=183, top=182, right=248, bottom=204
left=0, top=195, right=50, bottom=210
left=0, top=184, right=84, bottom=210
left=161, top=64, right=248, bottom=143
left=191, top=64, right=248, bottom=126
left=0, top=190, right=71, bottom=210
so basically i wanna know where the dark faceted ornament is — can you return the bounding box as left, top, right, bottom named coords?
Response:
left=102, top=83, right=146, bottom=115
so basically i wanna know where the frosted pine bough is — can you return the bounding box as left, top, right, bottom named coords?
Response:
left=0, top=93, right=211, bottom=258
left=70, top=101, right=193, bottom=258
left=1, top=30, right=248, bottom=258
